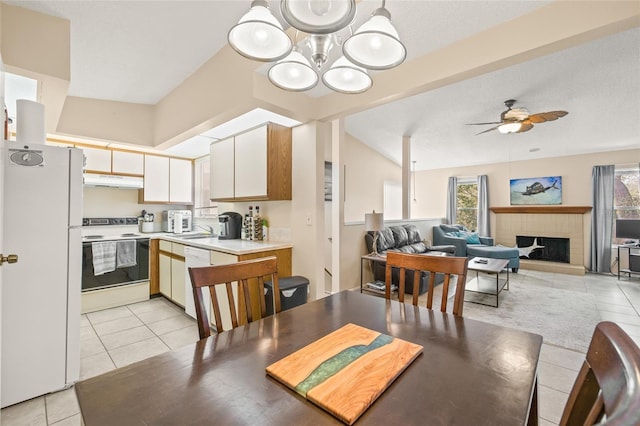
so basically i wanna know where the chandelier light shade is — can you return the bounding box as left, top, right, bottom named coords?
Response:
left=322, top=56, right=372, bottom=94
left=498, top=122, right=522, bottom=134
left=229, top=0, right=406, bottom=94
left=342, top=6, right=406, bottom=70
left=228, top=0, right=292, bottom=62
left=281, top=0, right=356, bottom=34
left=268, top=48, right=319, bottom=91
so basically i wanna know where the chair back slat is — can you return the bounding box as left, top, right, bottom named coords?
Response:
left=188, top=256, right=280, bottom=339
left=560, top=321, right=640, bottom=426
left=385, top=252, right=469, bottom=316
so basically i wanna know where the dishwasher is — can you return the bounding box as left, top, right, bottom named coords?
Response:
left=183, top=247, right=212, bottom=321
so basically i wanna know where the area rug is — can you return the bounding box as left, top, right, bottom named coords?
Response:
left=460, top=281, right=601, bottom=353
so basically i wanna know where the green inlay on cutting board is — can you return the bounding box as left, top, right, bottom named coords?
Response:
left=294, top=334, right=393, bottom=396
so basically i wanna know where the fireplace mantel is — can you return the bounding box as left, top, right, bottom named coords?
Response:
left=490, top=206, right=592, bottom=214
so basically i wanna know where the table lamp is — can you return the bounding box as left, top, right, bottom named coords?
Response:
left=365, top=210, right=384, bottom=256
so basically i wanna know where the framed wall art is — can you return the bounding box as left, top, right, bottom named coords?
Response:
left=324, top=161, right=332, bottom=201
left=510, top=176, right=562, bottom=205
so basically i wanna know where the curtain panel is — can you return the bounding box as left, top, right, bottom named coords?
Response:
left=590, top=165, right=615, bottom=273
left=477, top=175, right=490, bottom=236
left=446, top=176, right=457, bottom=224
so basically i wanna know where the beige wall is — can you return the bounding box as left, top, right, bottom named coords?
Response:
left=344, top=133, right=402, bottom=223
left=83, top=187, right=189, bottom=231
left=411, top=148, right=640, bottom=265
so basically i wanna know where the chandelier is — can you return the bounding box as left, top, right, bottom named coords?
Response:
left=228, top=0, right=406, bottom=94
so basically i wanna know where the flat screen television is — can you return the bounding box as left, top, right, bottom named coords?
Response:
left=616, top=219, right=640, bottom=242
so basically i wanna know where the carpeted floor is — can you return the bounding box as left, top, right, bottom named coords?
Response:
left=457, top=279, right=601, bottom=353
left=397, top=275, right=602, bottom=353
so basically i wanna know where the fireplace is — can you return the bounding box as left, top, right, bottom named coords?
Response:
left=516, top=236, right=570, bottom=263
left=490, top=206, right=591, bottom=275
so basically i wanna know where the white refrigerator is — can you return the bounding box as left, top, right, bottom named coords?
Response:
left=1, top=142, right=83, bottom=408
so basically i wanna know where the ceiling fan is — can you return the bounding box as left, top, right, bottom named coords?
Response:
left=467, top=99, right=568, bottom=135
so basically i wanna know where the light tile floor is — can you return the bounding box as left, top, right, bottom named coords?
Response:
left=2, top=271, right=640, bottom=425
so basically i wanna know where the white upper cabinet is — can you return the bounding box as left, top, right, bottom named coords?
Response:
left=140, top=155, right=193, bottom=204
left=210, top=137, right=235, bottom=200
left=209, top=123, right=291, bottom=202
left=142, top=155, right=170, bottom=202
left=169, top=158, right=193, bottom=203
left=112, top=150, right=144, bottom=175
left=234, top=125, right=267, bottom=198
left=82, top=146, right=111, bottom=173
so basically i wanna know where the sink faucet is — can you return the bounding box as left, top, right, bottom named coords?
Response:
left=197, top=224, right=215, bottom=235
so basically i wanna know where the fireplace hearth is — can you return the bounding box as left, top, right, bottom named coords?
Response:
left=516, top=236, right=570, bottom=263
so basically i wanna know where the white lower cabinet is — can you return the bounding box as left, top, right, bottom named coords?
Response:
left=158, top=241, right=186, bottom=307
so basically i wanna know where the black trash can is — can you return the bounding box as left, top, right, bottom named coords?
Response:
left=264, top=276, right=309, bottom=315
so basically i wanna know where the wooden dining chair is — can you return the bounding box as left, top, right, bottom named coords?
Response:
left=384, top=252, right=469, bottom=316
left=560, top=321, right=640, bottom=426
left=188, top=256, right=281, bottom=339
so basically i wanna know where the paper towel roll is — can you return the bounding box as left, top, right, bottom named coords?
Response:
left=16, top=99, right=45, bottom=144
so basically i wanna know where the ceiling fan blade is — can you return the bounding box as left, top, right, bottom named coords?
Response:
left=517, top=123, right=534, bottom=133
left=475, top=125, right=500, bottom=135
left=528, top=111, right=568, bottom=123
left=466, top=121, right=503, bottom=126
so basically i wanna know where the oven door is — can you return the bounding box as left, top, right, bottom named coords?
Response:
left=82, top=238, right=150, bottom=291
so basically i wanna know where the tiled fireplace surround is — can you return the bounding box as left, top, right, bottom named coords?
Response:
left=491, top=206, right=592, bottom=275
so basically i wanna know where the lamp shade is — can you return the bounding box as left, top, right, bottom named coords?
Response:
left=280, top=0, right=356, bottom=34
left=498, top=122, right=522, bottom=134
left=228, top=0, right=292, bottom=62
left=268, top=49, right=319, bottom=91
left=322, top=56, right=372, bottom=94
left=342, top=7, right=406, bottom=70
left=365, top=211, right=384, bottom=232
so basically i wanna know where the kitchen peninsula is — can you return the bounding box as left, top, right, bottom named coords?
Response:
left=151, top=234, right=292, bottom=322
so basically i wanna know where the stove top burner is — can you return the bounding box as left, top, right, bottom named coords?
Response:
left=121, top=233, right=139, bottom=237
left=84, top=235, right=104, bottom=240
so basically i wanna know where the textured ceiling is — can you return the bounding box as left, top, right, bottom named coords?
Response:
left=4, top=0, right=639, bottom=168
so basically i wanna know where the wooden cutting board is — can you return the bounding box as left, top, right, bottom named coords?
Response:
left=266, top=323, right=423, bottom=425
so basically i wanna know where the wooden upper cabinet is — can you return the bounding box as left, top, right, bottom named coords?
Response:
left=210, top=123, right=291, bottom=202
left=82, top=146, right=111, bottom=173
left=112, top=150, right=144, bottom=175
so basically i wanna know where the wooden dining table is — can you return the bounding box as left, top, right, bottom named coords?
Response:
left=75, top=291, right=542, bottom=425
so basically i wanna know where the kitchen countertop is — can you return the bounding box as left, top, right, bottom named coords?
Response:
left=158, top=234, right=292, bottom=256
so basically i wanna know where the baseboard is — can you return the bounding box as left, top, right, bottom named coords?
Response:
left=520, top=259, right=586, bottom=276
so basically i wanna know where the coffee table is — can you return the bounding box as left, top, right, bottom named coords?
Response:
left=465, top=257, right=510, bottom=308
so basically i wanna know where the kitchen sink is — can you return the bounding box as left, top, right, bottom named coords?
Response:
left=175, top=233, right=213, bottom=240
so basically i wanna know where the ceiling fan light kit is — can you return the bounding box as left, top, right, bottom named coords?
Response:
left=228, top=0, right=406, bottom=94
left=468, top=99, right=568, bottom=135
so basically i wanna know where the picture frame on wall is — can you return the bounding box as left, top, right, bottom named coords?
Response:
left=510, top=176, right=562, bottom=205
left=324, top=161, right=332, bottom=201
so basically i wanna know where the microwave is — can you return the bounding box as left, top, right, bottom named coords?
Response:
left=162, top=210, right=192, bottom=233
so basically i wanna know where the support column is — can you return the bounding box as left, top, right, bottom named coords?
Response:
left=330, top=119, right=344, bottom=294
left=402, top=135, right=411, bottom=220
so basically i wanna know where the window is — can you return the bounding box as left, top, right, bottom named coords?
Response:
left=613, top=165, right=640, bottom=244
left=194, top=156, right=218, bottom=217
left=457, top=178, right=478, bottom=231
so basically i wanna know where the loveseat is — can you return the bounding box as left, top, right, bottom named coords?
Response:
left=365, top=224, right=455, bottom=294
left=432, top=224, right=520, bottom=272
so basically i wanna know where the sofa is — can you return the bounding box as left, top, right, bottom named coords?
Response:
left=365, top=224, right=455, bottom=294
left=432, top=224, right=520, bottom=272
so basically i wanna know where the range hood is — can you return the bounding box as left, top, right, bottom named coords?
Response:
left=83, top=174, right=144, bottom=189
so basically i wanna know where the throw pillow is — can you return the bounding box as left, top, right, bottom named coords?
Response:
left=440, top=224, right=463, bottom=233
left=457, top=231, right=481, bottom=244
